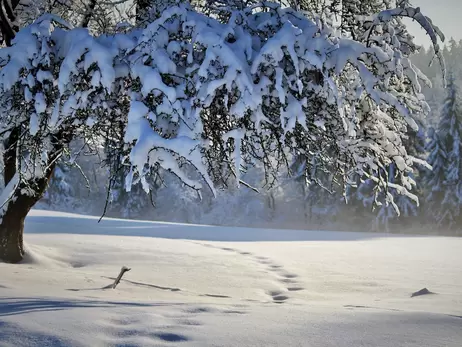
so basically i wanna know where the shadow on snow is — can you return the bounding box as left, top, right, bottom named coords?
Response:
left=0, top=297, right=189, bottom=346
left=0, top=297, right=168, bottom=318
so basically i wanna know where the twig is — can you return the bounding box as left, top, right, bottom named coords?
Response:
left=111, top=266, right=131, bottom=289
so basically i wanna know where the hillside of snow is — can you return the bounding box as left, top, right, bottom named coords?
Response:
left=0, top=210, right=461, bottom=346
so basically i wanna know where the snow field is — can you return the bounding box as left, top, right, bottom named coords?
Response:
left=0, top=210, right=461, bottom=346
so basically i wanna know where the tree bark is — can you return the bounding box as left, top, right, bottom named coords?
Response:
left=0, top=128, right=63, bottom=263
left=0, top=0, right=21, bottom=46
left=136, top=0, right=151, bottom=23
left=0, top=173, right=55, bottom=263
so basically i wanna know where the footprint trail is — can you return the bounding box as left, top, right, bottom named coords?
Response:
left=196, top=243, right=306, bottom=304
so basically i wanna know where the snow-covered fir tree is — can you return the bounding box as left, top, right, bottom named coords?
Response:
left=41, top=163, right=75, bottom=208
left=412, top=39, right=462, bottom=128
left=424, top=76, right=462, bottom=233
left=424, top=127, right=448, bottom=229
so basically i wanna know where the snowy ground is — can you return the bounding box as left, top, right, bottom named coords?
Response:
left=0, top=210, right=461, bottom=347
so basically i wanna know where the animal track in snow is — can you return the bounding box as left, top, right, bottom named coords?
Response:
left=70, top=262, right=86, bottom=268
left=278, top=278, right=298, bottom=285
left=287, top=287, right=304, bottom=292
left=220, top=247, right=236, bottom=252
left=175, top=318, right=203, bottom=326
left=270, top=264, right=282, bottom=270
left=272, top=295, right=289, bottom=303
left=99, top=304, right=246, bottom=346
left=185, top=306, right=215, bottom=314
left=280, top=272, right=298, bottom=279
left=99, top=313, right=192, bottom=346
left=266, top=290, right=289, bottom=303
left=154, top=332, right=189, bottom=342
left=196, top=242, right=306, bottom=304
left=201, top=293, right=231, bottom=299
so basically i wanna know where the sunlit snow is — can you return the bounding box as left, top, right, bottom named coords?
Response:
left=0, top=210, right=461, bottom=346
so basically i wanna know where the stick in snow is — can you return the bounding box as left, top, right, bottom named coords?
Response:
left=112, top=266, right=131, bottom=289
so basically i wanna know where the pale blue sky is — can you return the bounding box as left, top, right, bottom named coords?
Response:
left=405, top=0, right=462, bottom=47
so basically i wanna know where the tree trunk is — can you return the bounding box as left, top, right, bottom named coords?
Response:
left=0, top=194, right=31, bottom=263
left=0, top=176, right=52, bottom=263
left=0, top=127, right=60, bottom=263
left=0, top=1, right=58, bottom=263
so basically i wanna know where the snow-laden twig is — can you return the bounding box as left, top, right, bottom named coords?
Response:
left=109, top=266, right=131, bottom=289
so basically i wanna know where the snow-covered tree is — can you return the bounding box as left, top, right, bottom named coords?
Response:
left=424, top=76, right=462, bottom=232
left=297, top=0, right=442, bottom=231
left=424, top=127, right=447, bottom=228
left=41, top=163, right=77, bottom=208
left=1, top=0, right=135, bottom=41
left=0, top=2, right=445, bottom=262
left=413, top=39, right=462, bottom=128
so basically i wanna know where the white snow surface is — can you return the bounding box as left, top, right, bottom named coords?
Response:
left=0, top=209, right=461, bottom=347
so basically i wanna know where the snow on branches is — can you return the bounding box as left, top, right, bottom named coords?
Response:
left=0, top=2, right=443, bottom=213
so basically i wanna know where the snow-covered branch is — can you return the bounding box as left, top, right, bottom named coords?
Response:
left=0, top=1, right=441, bottom=216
